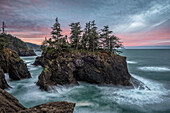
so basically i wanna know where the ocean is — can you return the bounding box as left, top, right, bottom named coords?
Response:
left=5, top=49, right=170, bottom=113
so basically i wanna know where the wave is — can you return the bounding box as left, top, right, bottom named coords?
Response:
left=138, top=66, right=170, bottom=72
left=97, top=74, right=169, bottom=106
left=127, top=61, right=137, bottom=64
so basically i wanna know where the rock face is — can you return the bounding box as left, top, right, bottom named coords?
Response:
left=34, top=50, right=132, bottom=90
left=19, top=101, right=75, bottom=113
left=0, top=89, right=26, bottom=113
left=0, top=67, right=10, bottom=89
left=0, top=89, right=75, bottom=113
left=0, top=48, right=31, bottom=80
left=18, top=49, right=36, bottom=56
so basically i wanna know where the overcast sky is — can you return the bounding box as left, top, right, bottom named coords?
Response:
left=0, top=0, right=170, bottom=46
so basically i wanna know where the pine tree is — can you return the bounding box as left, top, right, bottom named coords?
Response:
left=109, top=35, right=123, bottom=54
left=100, top=25, right=112, bottom=50
left=81, top=21, right=91, bottom=50
left=90, top=20, right=99, bottom=53
left=51, top=18, right=63, bottom=49
left=69, top=22, right=82, bottom=50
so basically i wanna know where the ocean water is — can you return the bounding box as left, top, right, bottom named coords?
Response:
left=5, top=49, right=170, bottom=113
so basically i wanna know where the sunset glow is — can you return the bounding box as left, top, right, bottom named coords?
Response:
left=0, top=0, right=170, bottom=46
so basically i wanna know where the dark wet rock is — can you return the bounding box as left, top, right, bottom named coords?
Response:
left=0, top=89, right=26, bottom=113
left=33, top=56, right=44, bottom=66
left=35, top=50, right=134, bottom=90
left=0, top=67, right=10, bottom=89
left=19, top=101, right=75, bottom=113
left=0, top=48, right=31, bottom=80
left=0, top=89, right=75, bottom=113
left=18, top=49, right=36, bottom=56
left=130, top=77, right=150, bottom=90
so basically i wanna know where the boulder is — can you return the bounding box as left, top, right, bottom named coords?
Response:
left=0, top=67, right=10, bottom=89
left=0, top=48, right=31, bottom=80
left=19, top=101, right=75, bottom=113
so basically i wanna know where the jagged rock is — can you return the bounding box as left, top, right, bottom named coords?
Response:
left=33, top=56, right=44, bottom=66
left=130, top=77, right=150, bottom=90
left=35, top=50, right=133, bottom=90
left=0, top=89, right=75, bottom=113
left=0, top=48, right=31, bottom=80
left=0, top=67, right=10, bottom=89
left=19, top=101, right=75, bottom=113
left=0, top=89, right=26, bottom=113
left=37, top=59, right=78, bottom=91
left=18, top=49, right=36, bottom=56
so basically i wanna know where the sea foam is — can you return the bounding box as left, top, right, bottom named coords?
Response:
left=138, top=66, right=170, bottom=72
left=97, top=74, right=169, bottom=106
left=127, top=61, right=137, bottom=64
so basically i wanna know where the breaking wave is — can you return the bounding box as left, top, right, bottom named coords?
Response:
left=138, top=66, right=170, bottom=72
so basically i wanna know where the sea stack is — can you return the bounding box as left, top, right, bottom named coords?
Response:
left=34, top=50, right=135, bottom=91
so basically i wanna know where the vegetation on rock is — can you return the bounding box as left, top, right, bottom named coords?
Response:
left=0, top=33, right=36, bottom=56
left=41, top=18, right=123, bottom=55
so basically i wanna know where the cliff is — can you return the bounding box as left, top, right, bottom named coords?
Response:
left=0, top=48, right=31, bottom=87
left=0, top=34, right=36, bottom=56
left=33, top=49, right=140, bottom=91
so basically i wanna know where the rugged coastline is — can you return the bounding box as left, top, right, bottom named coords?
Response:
left=0, top=48, right=75, bottom=113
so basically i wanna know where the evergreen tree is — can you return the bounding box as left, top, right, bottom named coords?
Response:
left=41, top=37, right=48, bottom=52
left=90, top=20, right=99, bottom=53
left=51, top=18, right=63, bottom=49
left=81, top=21, right=91, bottom=50
left=69, top=22, right=82, bottom=50
left=109, top=35, right=123, bottom=54
left=100, top=25, right=112, bottom=50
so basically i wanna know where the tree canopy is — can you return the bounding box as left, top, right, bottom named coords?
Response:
left=41, top=18, right=123, bottom=54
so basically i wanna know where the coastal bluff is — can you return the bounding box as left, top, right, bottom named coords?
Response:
left=33, top=49, right=142, bottom=91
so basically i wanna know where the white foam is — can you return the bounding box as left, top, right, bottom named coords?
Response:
left=97, top=74, right=169, bottom=106
left=127, top=61, right=137, bottom=64
left=76, top=102, right=94, bottom=107
left=138, top=66, right=170, bottom=72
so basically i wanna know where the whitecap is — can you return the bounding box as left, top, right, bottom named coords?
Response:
left=76, top=102, right=94, bottom=107
left=138, top=66, right=170, bottom=72
left=127, top=61, right=137, bottom=64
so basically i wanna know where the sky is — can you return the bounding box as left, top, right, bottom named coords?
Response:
left=0, top=0, right=170, bottom=46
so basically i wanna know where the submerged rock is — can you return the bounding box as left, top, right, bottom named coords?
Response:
left=18, top=49, right=36, bottom=56
left=35, top=50, right=133, bottom=90
left=0, top=67, right=10, bottom=89
left=0, top=89, right=75, bottom=113
left=0, top=48, right=31, bottom=80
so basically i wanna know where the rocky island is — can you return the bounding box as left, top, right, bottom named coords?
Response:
left=34, top=50, right=133, bottom=91
left=33, top=18, right=145, bottom=91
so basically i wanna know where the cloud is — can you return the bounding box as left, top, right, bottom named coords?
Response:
left=0, top=0, right=170, bottom=45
